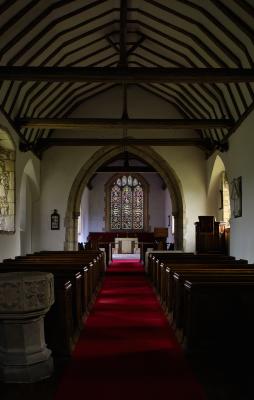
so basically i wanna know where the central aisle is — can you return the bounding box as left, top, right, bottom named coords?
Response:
left=54, top=260, right=206, bottom=400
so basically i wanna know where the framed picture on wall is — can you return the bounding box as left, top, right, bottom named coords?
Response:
left=51, top=209, right=60, bottom=230
left=231, top=177, right=242, bottom=218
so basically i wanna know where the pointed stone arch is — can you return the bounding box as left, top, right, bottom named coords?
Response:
left=207, top=154, right=231, bottom=225
left=64, top=145, right=185, bottom=250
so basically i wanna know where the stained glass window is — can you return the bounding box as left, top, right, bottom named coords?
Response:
left=110, top=175, right=144, bottom=230
left=111, top=184, right=121, bottom=229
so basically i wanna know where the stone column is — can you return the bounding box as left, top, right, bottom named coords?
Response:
left=0, top=271, right=54, bottom=383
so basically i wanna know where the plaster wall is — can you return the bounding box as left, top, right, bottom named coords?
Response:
left=39, top=146, right=100, bottom=250
left=219, top=114, right=254, bottom=262
left=154, top=146, right=207, bottom=251
left=0, top=116, right=40, bottom=262
left=79, top=186, right=89, bottom=243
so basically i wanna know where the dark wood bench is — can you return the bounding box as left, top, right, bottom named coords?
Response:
left=1, top=251, right=103, bottom=356
left=162, top=262, right=250, bottom=317
left=4, top=252, right=103, bottom=306
left=148, top=252, right=240, bottom=288
left=182, top=279, right=254, bottom=353
left=172, top=268, right=254, bottom=337
left=158, top=258, right=247, bottom=307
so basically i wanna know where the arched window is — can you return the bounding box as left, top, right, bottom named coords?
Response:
left=106, top=174, right=148, bottom=231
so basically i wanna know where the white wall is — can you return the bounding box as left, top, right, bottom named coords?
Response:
left=220, top=113, right=254, bottom=262
left=0, top=116, right=40, bottom=261
left=20, top=174, right=32, bottom=255
left=155, top=146, right=207, bottom=251
left=39, top=146, right=100, bottom=250
left=79, top=186, right=89, bottom=243
left=164, top=188, right=174, bottom=245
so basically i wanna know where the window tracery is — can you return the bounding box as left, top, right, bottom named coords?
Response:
left=108, top=174, right=148, bottom=231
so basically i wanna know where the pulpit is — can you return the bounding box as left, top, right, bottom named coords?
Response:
left=195, top=216, right=228, bottom=254
left=154, top=227, right=168, bottom=250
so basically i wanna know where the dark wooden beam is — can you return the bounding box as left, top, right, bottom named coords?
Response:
left=17, top=117, right=234, bottom=130
left=34, top=137, right=213, bottom=151
left=2, top=67, right=254, bottom=83
left=97, top=166, right=156, bottom=172
left=0, top=106, right=29, bottom=147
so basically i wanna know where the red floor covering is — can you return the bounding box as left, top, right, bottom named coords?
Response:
left=54, top=260, right=206, bottom=400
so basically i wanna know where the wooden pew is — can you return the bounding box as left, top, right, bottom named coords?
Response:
left=182, top=279, right=254, bottom=353
left=172, top=268, right=254, bottom=337
left=163, top=262, right=250, bottom=317
left=3, top=259, right=90, bottom=313
left=4, top=252, right=103, bottom=308
left=158, top=258, right=247, bottom=307
left=148, top=252, right=240, bottom=288
left=36, top=250, right=105, bottom=274
left=1, top=251, right=102, bottom=356
left=13, top=255, right=98, bottom=291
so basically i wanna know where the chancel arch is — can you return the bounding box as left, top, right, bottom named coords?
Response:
left=64, top=145, right=184, bottom=251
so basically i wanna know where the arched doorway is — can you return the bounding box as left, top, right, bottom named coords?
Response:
left=64, top=145, right=184, bottom=251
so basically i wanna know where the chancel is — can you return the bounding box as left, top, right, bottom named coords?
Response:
left=0, top=1, right=254, bottom=399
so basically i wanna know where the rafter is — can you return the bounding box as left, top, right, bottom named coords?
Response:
left=119, top=0, right=128, bottom=67
left=16, top=117, right=234, bottom=130
left=1, top=67, right=254, bottom=83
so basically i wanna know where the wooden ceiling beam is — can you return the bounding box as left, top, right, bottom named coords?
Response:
left=97, top=166, right=156, bottom=172
left=1, top=67, right=254, bottom=83
left=34, top=137, right=211, bottom=149
left=17, top=117, right=234, bottom=130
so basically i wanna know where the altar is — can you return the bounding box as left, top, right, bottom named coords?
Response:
left=114, top=237, right=139, bottom=254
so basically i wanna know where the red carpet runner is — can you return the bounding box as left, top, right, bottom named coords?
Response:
left=54, top=260, right=206, bottom=400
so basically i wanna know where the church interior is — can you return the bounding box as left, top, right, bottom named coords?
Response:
left=1, top=1, right=254, bottom=399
